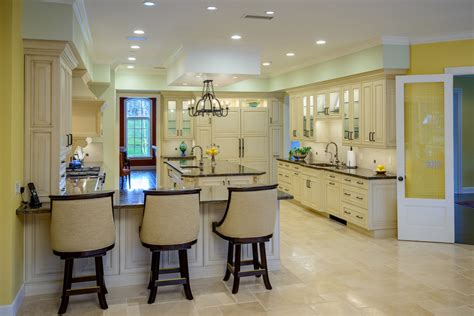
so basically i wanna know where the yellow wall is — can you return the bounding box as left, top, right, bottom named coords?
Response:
left=408, top=39, right=474, bottom=74
left=0, top=0, right=25, bottom=306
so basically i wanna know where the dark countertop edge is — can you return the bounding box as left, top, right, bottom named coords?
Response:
left=161, top=155, right=196, bottom=160
left=165, top=161, right=266, bottom=178
left=276, top=158, right=397, bottom=180
left=16, top=190, right=293, bottom=215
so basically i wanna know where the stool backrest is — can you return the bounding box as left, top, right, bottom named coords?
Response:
left=217, top=184, right=278, bottom=239
left=50, top=191, right=116, bottom=254
left=140, top=189, right=201, bottom=246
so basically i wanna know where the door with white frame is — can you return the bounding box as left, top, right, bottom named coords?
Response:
left=396, top=74, right=454, bottom=243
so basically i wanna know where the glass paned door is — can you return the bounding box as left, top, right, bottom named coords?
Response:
left=316, top=93, right=326, bottom=117
left=181, top=100, right=192, bottom=137
left=396, top=74, right=454, bottom=243
left=352, top=86, right=360, bottom=141
left=329, top=91, right=340, bottom=115
left=166, top=100, right=177, bottom=137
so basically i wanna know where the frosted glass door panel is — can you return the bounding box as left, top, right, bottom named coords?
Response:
left=353, top=87, right=360, bottom=141
left=316, top=94, right=326, bottom=117
left=181, top=100, right=192, bottom=137
left=404, top=82, right=445, bottom=199
left=167, top=100, right=177, bottom=137
left=302, top=96, right=307, bottom=137
left=329, top=91, right=340, bottom=115
left=343, top=89, right=350, bottom=141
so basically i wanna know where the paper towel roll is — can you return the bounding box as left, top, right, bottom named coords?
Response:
left=347, top=150, right=357, bottom=169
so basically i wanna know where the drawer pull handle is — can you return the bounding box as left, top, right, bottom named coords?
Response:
left=344, top=192, right=351, bottom=196
left=329, top=182, right=335, bottom=185
left=295, top=167, right=299, bottom=170
left=344, top=179, right=351, bottom=182
left=357, top=181, right=364, bottom=185
left=285, top=175, right=289, bottom=178
left=356, top=196, right=363, bottom=200
left=356, top=215, right=363, bottom=219
left=344, top=211, right=351, bottom=215
left=329, top=175, right=335, bottom=178
left=294, top=173, right=298, bottom=175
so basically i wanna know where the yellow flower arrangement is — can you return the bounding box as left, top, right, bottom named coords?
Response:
left=206, top=147, right=219, bottom=156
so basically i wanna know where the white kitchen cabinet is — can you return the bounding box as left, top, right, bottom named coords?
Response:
left=269, top=127, right=282, bottom=183
left=289, top=95, right=303, bottom=140
left=342, top=84, right=361, bottom=145
left=268, top=99, right=282, bottom=125
left=195, top=126, right=212, bottom=150
left=315, top=89, right=341, bottom=118
left=325, top=178, right=341, bottom=216
left=301, top=94, right=315, bottom=139
left=361, top=79, right=396, bottom=147
left=24, top=40, right=79, bottom=200
left=163, top=95, right=194, bottom=140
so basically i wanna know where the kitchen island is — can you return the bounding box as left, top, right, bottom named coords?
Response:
left=17, top=162, right=290, bottom=296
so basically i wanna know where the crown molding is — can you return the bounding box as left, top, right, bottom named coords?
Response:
left=410, top=31, right=474, bottom=45
left=381, top=36, right=410, bottom=45
left=23, top=39, right=79, bottom=70
left=72, top=0, right=93, bottom=52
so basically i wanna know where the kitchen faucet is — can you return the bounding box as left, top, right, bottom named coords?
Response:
left=191, top=145, right=204, bottom=168
left=325, top=142, right=340, bottom=166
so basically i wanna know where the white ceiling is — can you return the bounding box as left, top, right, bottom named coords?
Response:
left=85, top=0, right=474, bottom=77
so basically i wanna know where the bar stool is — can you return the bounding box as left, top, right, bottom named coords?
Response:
left=212, top=184, right=278, bottom=294
left=140, top=188, right=201, bottom=304
left=50, top=191, right=116, bottom=314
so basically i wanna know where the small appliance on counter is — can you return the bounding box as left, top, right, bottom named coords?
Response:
left=346, top=146, right=357, bottom=169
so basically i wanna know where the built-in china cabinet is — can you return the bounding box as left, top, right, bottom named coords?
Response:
left=162, top=93, right=194, bottom=140
left=24, top=40, right=79, bottom=200
left=289, top=71, right=397, bottom=148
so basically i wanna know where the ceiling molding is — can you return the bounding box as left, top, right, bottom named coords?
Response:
left=72, top=0, right=93, bottom=52
left=410, top=31, right=474, bottom=45
left=381, top=36, right=410, bottom=45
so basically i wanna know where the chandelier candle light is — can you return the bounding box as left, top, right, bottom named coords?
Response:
left=188, top=80, right=229, bottom=117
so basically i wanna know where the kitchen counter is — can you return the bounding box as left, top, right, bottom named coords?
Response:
left=161, top=155, right=196, bottom=160
left=16, top=186, right=293, bottom=215
left=277, top=158, right=396, bottom=180
left=165, top=160, right=266, bottom=178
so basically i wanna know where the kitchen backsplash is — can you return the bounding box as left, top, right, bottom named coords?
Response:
left=300, top=120, right=397, bottom=173
left=161, top=140, right=194, bottom=156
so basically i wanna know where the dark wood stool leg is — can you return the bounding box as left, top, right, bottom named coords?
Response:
left=179, top=249, right=193, bottom=300
left=232, top=244, right=241, bottom=294
left=252, top=243, right=261, bottom=278
left=223, top=242, right=234, bottom=281
left=94, top=256, right=108, bottom=310
left=148, top=251, right=160, bottom=304
left=58, top=258, right=74, bottom=314
left=148, top=250, right=158, bottom=289
left=259, top=242, right=272, bottom=290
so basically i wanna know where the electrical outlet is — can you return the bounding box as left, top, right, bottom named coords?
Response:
left=373, top=159, right=377, bottom=164
left=15, top=181, right=21, bottom=194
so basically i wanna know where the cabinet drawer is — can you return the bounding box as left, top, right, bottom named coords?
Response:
left=342, top=185, right=368, bottom=209
left=278, top=169, right=292, bottom=184
left=278, top=161, right=292, bottom=169
left=278, top=184, right=290, bottom=194
left=342, top=203, right=368, bottom=229
left=291, top=164, right=302, bottom=172
left=325, top=172, right=341, bottom=182
left=342, top=176, right=368, bottom=189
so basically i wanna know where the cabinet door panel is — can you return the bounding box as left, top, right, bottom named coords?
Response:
left=372, top=80, right=385, bottom=145
left=195, top=127, right=212, bottom=150
left=352, top=85, right=361, bottom=143
left=212, top=109, right=240, bottom=137
left=213, top=137, right=239, bottom=160
left=325, top=180, right=341, bottom=216
left=361, top=83, right=373, bottom=143
left=269, top=100, right=281, bottom=125
left=242, top=136, right=267, bottom=160
left=165, top=100, right=178, bottom=138
left=241, top=108, right=268, bottom=136
left=310, top=177, right=323, bottom=211
left=181, top=100, right=193, bottom=139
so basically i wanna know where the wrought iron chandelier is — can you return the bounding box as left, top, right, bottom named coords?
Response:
left=188, top=80, right=229, bottom=117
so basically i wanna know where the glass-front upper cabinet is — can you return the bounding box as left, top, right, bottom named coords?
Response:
left=342, top=85, right=361, bottom=144
left=163, top=97, right=194, bottom=140
left=302, top=96, right=308, bottom=137
left=328, top=90, right=340, bottom=116
left=316, top=92, right=327, bottom=117
left=309, top=95, right=314, bottom=137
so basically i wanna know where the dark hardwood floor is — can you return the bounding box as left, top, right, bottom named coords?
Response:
left=120, top=169, right=157, bottom=191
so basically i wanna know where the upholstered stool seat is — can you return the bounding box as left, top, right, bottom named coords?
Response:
left=140, top=188, right=201, bottom=304
left=50, top=191, right=116, bottom=314
left=212, top=184, right=278, bottom=294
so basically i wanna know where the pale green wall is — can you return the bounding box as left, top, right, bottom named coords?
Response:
left=454, top=76, right=474, bottom=187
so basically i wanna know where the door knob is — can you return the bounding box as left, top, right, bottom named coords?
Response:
left=398, top=176, right=404, bottom=182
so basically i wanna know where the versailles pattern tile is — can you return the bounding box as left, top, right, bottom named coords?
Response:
left=19, top=201, right=474, bottom=315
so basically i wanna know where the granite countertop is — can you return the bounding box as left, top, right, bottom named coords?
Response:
left=165, top=160, right=266, bottom=178
left=16, top=186, right=293, bottom=215
left=161, top=155, right=196, bottom=160
left=277, top=158, right=397, bottom=180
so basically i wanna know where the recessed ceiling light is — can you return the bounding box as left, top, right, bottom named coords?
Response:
left=262, top=62, right=272, bottom=66
left=286, top=52, right=295, bottom=57
left=127, top=65, right=135, bottom=69
left=133, top=29, right=145, bottom=35
left=233, top=76, right=238, bottom=79
left=231, top=34, right=242, bottom=40
left=128, top=57, right=136, bottom=61
left=182, top=83, right=188, bottom=86
left=316, top=40, right=326, bottom=45
left=143, top=1, right=155, bottom=6
left=207, top=6, right=217, bottom=11
left=265, top=11, right=275, bottom=15
left=130, top=45, right=140, bottom=49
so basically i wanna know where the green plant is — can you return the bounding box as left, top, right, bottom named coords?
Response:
left=294, top=146, right=311, bottom=155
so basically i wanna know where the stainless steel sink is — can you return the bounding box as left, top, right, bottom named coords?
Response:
left=310, top=163, right=337, bottom=168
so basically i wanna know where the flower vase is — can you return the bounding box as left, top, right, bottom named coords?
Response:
left=211, top=155, right=216, bottom=166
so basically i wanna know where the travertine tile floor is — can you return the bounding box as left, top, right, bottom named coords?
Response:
left=20, top=201, right=474, bottom=315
